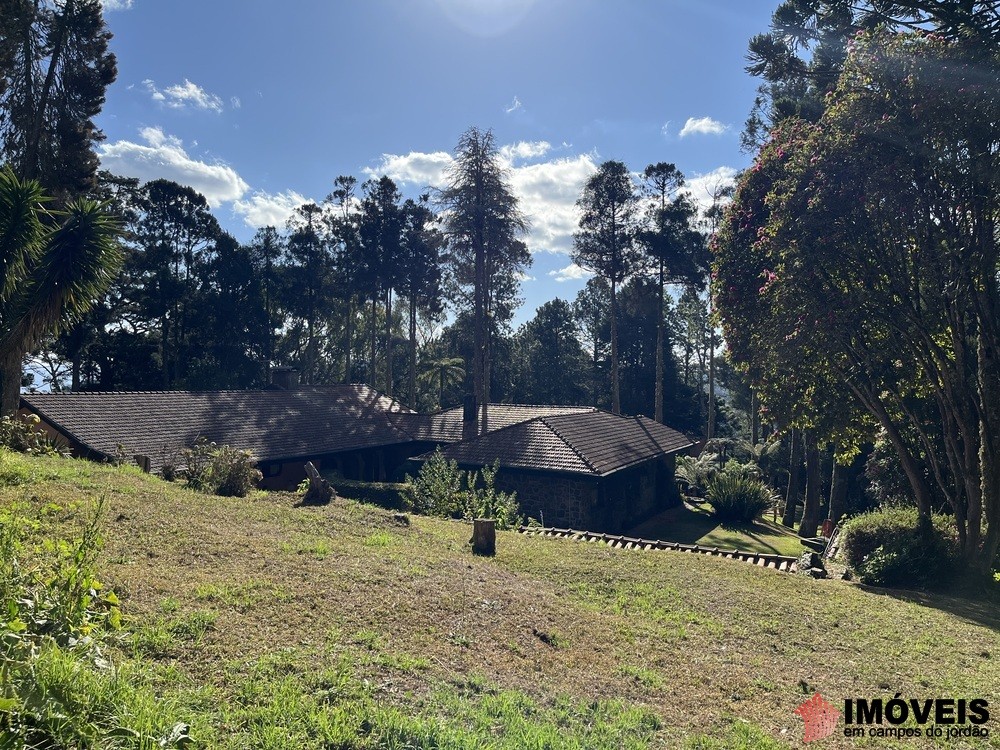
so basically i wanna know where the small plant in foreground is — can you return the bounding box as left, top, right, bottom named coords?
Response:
left=0, top=413, right=67, bottom=456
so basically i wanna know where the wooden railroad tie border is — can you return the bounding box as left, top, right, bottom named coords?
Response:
left=517, top=526, right=799, bottom=573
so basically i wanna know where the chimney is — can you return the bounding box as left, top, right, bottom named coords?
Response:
left=462, top=393, right=478, bottom=441
left=271, top=366, right=299, bottom=390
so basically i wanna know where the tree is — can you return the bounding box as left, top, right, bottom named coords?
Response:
left=717, top=31, right=1000, bottom=574
left=512, top=299, right=589, bottom=405
left=572, top=277, right=610, bottom=408
left=0, top=0, right=117, bottom=199
left=0, top=167, right=121, bottom=415
left=744, top=1, right=1000, bottom=149
left=398, top=196, right=444, bottom=407
left=439, top=127, right=528, bottom=428
left=358, top=176, right=403, bottom=394
left=640, top=163, right=707, bottom=424
left=572, top=160, right=641, bottom=415
left=129, top=179, right=221, bottom=388
left=246, top=226, right=283, bottom=382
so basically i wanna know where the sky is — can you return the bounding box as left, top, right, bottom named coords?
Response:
left=95, top=0, right=778, bottom=326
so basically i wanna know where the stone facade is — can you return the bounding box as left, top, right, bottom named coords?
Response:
left=494, top=471, right=599, bottom=529
left=493, top=454, right=681, bottom=533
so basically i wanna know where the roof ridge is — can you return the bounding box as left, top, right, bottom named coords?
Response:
left=540, top=415, right=598, bottom=474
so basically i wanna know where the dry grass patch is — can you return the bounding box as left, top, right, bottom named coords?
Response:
left=2, top=453, right=998, bottom=748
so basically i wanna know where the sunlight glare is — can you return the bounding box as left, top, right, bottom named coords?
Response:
left=435, top=0, right=536, bottom=37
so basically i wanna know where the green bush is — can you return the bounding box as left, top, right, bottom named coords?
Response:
left=406, top=448, right=466, bottom=518
left=0, top=413, right=67, bottom=456
left=704, top=473, right=776, bottom=524
left=181, top=438, right=262, bottom=497
left=839, top=507, right=958, bottom=588
left=405, top=450, right=521, bottom=530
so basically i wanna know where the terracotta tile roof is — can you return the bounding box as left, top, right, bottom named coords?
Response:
left=429, top=410, right=693, bottom=477
left=394, top=403, right=597, bottom=443
left=21, top=385, right=414, bottom=471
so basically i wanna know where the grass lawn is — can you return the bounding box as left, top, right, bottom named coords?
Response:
left=2, top=451, right=998, bottom=748
left=629, top=501, right=806, bottom=557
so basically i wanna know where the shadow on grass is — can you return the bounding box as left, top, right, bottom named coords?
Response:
left=628, top=502, right=805, bottom=557
left=858, top=579, right=1000, bottom=632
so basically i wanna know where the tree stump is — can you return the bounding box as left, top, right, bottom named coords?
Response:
left=302, top=461, right=334, bottom=505
left=471, top=518, right=496, bottom=556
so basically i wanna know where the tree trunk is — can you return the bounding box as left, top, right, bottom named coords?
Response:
left=369, top=296, right=377, bottom=388
left=23, top=0, right=72, bottom=183
left=707, top=315, right=716, bottom=439
left=384, top=288, right=393, bottom=395
left=344, top=296, right=353, bottom=382
left=750, top=389, right=759, bottom=445
left=799, top=430, right=822, bottom=538
left=610, top=279, right=620, bottom=415
left=654, top=261, right=664, bottom=423
left=783, top=428, right=802, bottom=527
left=408, top=295, right=417, bottom=407
left=828, top=455, right=849, bottom=525
left=471, top=518, right=496, bottom=556
left=0, top=350, right=22, bottom=417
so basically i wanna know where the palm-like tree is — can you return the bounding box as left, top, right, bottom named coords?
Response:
left=1, top=167, right=121, bottom=415
left=417, top=356, right=465, bottom=410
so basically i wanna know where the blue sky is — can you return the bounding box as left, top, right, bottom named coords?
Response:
left=95, top=0, right=777, bottom=325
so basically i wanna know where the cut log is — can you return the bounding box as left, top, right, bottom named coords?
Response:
left=471, top=518, right=496, bottom=556
left=302, top=461, right=335, bottom=505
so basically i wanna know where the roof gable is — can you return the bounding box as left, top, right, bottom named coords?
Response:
left=433, top=410, right=693, bottom=477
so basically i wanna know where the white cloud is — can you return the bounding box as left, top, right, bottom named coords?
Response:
left=230, top=96, right=242, bottom=109
left=98, top=127, right=249, bottom=206
left=510, top=153, right=597, bottom=255
left=232, top=190, right=309, bottom=229
left=364, top=151, right=454, bottom=188
left=505, top=96, right=522, bottom=114
left=678, top=116, right=730, bottom=138
left=683, top=166, right=738, bottom=214
left=143, top=79, right=224, bottom=113
left=516, top=271, right=536, bottom=282
left=499, top=140, right=551, bottom=164
left=100, top=0, right=133, bottom=10
left=367, top=144, right=597, bottom=256
left=548, top=263, right=594, bottom=283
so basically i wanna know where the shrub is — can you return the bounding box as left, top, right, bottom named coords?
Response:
left=704, top=473, right=776, bottom=524
left=405, top=451, right=521, bottom=530
left=465, top=461, right=521, bottom=530
left=406, top=448, right=466, bottom=518
left=0, top=413, right=67, bottom=456
left=839, top=507, right=958, bottom=588
left=674, top=452, right=719, bottom=496
left=181, top=438, right=261, bottom=497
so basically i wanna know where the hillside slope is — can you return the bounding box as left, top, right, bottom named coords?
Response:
left=2, top=452, right=998, bottom=748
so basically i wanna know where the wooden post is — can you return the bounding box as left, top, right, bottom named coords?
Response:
left=471, top=518, right=496, bottom=556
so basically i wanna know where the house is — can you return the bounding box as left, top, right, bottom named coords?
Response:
left=419, top=410, right=693, bottom=533
left=19, top=385, right=692, bottom=531
left=20, top=385, right=417, bottom=489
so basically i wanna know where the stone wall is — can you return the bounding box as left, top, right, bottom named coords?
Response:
left=495, top=454, right=681, bottom=533
left=493, top=471, right=599, bottom=529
